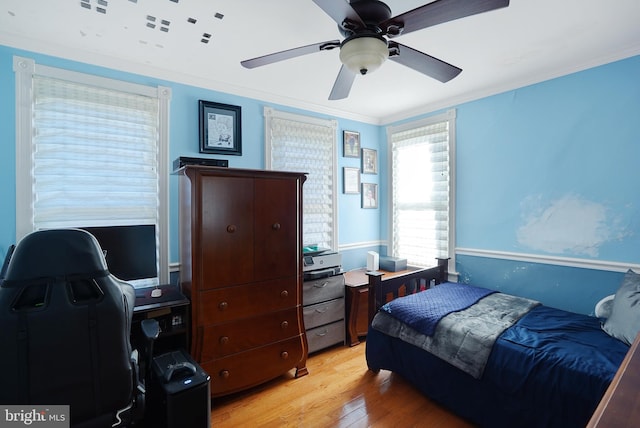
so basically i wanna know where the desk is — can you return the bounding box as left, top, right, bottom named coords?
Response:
left=344, top=267, right=422, bottom=346
left=587, top=332, right=640, bottom=427
left=132, top=285, right=190, bottom=355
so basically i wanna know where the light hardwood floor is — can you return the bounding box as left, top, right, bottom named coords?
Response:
left=211, top=340, right=475, bottom=427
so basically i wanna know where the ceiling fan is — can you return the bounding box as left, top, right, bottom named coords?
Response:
left=241, top=0, right=510, bottom=100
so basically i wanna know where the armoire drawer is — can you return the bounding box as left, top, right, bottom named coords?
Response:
left=306, top=320, right=345, bottom=354
left=198, top=277, right=298, bottom=324
left=302, top=274, right=345, bottom=306
left=199, top=307, right=300, bottom=360
left=303, top=297, right=344, bottom=330
left=203, top=335, right=306, bottom=397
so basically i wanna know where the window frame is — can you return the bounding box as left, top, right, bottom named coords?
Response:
left=13, top=55, right=171, bottom=284
left=386, top=109, right=456, bottom=271
left=264, top=106, right=338, bottom=251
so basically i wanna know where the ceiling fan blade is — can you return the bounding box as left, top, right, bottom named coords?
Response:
left=241, top=40, right=340, bottom=69
left=388, top=42, right=462, bottom=83
left=329, top=65, right=356, bottom=100
left=381, top=0, right=509, bottom=37
left=312, top=0, right=365, bottom=30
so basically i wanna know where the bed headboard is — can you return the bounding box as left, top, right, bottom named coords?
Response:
left=367, top=258, right=449, bottom=325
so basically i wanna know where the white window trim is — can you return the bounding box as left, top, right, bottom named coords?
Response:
left=264, top=106, right=339, bottom=250
left=386, top=109, right=457, bottom=272
left=13, top=55, right=171, bottom=284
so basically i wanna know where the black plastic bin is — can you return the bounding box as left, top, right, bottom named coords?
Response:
left=145, top=349, right=211, bottom=428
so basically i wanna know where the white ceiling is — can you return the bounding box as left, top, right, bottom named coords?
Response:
left=1, top=0, right=639, bottom=124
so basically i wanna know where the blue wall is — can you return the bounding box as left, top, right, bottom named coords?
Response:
left=0, top=44, right=382, bottom=271
left=1, top=42, right=639, bottom=314
left=452, top=57, right=640, bottom=314
left=379, top=56, right=640, bottom=314
left=455, top=255, right=627, bottom=315
left=0, top=49, right=17, bottom=259
left=455, top=57, right=640, bottom=263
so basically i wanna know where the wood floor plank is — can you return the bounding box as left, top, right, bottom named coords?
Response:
left=211, top=340, right=475, bottom=427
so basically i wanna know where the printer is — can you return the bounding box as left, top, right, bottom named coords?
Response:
left=303, top=250, right=342, bottom=280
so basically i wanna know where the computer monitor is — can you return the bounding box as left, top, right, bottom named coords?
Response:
left=82, top=225, right=158, bottom=287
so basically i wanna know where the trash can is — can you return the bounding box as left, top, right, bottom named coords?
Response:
left=146, top=349, right=211, bottom=428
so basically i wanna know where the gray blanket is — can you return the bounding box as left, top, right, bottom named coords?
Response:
left=371, top=292, right=540, bottom=379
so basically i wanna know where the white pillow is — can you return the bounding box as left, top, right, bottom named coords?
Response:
left=603, top=269, right=640, bottom=345
left=595, top=294, right=615, bottom=318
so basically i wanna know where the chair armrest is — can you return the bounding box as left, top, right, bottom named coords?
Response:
left=141, top=319, right=160, bottom=341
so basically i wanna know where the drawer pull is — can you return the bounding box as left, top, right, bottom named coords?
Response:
left=280, top=290, right=289, bottom=298
left=226, top=225, right=236, bottom=233
left=219, top=336, right=229, bottom=345
left=280, top=351, right=289, bottom=360
left=314, top=281, right=329, bottom=288
left=316, top=329, right=329, bottom=337
left=281, top=321, right=289, bottom=329
left=272, top=222, right=281, bottom=230
left=315, top=307, right=328, bottom=314
left=218, top=301, right=228, bottom=311
left=219, top=370, right=230, bottom=379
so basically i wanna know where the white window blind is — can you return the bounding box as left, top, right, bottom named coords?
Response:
left=389, top=110, right=456, bottom=268
left=32, top=76, right=159, bottom=228
left=13, top=56, right=171, bottom=284
left=264, top=107, right=338, bottom=250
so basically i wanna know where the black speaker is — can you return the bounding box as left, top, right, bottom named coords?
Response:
left=146, top=349, right=211, bottom=428
left=173, top=156, right=228, bottom=171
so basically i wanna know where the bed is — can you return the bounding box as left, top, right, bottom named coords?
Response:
left=365, top=260, right=632, bottom=428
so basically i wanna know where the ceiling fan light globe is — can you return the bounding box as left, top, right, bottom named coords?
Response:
left=339, top=36, right=388, bottom=75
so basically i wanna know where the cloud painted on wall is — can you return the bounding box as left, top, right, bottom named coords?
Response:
left=517, top=194, right=629, bottom=257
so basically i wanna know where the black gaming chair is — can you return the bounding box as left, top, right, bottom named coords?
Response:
left=0, top=229, right=158, bottom=427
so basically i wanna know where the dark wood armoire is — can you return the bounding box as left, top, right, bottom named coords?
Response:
left=178, top=166, right=308, bottom=397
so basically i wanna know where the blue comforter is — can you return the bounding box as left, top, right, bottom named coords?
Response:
left=367, top=288, right=630, bottom=428
left=380, top=282, right=495, bottom=336
left=486, top=305, right=626, bottom=406
left=374, top=291, right=539, bottom=378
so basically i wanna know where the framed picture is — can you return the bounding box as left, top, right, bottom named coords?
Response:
left=343, top=130, right=361, bottom=158
left=362, top=148, right=377, bottom=174
left=343, top=167, right=360, bottom=194
left=361, top=183, right=378, bottom=209
left=199, top=100, right=242, bottom=155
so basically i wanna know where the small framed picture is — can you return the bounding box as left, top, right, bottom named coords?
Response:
left=343, top=130, right=361, bottom=158
left=199, top=100, right=242, bottom=155
left=343, top=167, right=360, bottom=194
left=362, top=148, right=377, bottom=174
left=361, top=183, right=378, bottom=209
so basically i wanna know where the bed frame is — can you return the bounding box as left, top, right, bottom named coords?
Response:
left=364, top=259, right=630, bottom=427
left=366, top=258, right=449, bottom=327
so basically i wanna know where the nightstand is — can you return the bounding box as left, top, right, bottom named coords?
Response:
left=344, top=269, right=370, bottom=346
left=344, top=267, right=423, bottom=346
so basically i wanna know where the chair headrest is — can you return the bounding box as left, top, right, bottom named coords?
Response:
left=3, top=229, right=109, bottom=283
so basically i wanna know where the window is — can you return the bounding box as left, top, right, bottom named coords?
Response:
left=13, top=56, right=171, bottom=285
left=264, top=107, right=338, bottom=250
left=388, top=110, right=456, bottom=268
